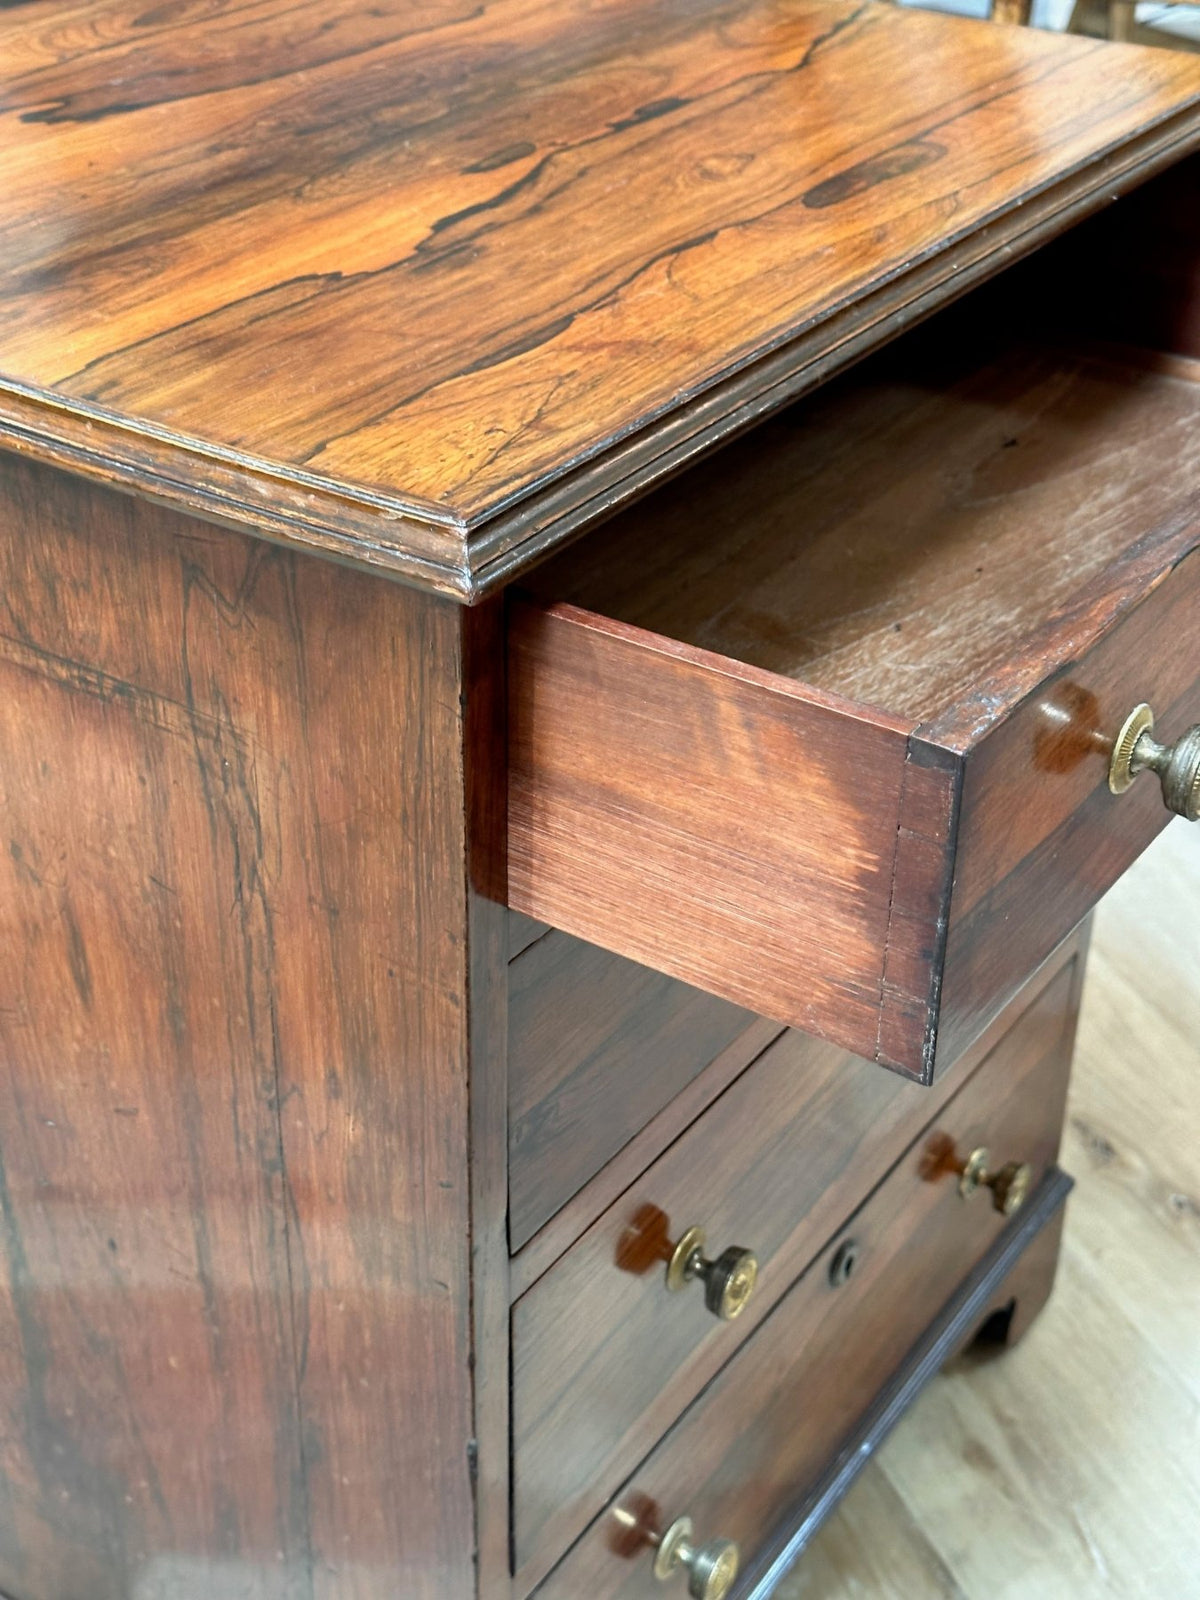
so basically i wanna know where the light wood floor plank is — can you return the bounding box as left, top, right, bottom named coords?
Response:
left=777, top=1470, right=967, bottom=1600
left=874, top=1251, right=1200, bottom=1598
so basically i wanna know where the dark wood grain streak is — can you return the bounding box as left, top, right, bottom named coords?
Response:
left=511, top=936, right=1083, bottom=1588
left=0, top=452, right=489, bottom=1599
left=877, top=749, right=960, bottom=1074
left=532, top=974, right=1079, bottom=1600
left=2, top=2, right=1200, bottom=595
left=508, top=932, right=757, bottom=1251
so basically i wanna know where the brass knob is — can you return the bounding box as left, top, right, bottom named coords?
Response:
left=958, top=1147, right=1033, bottom=1216
left=653, top=1516, right=740, bottom=1599
left=1108, top=703, right=1200, bottom=821
left=665, top=1225, right=758, bottom=1320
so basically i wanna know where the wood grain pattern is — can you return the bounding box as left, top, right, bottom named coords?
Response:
left=508, top=598, right=918, bottom=1067
left=508, top=931, right=758, bottom=1251
left=512, top=316, right=1200, bottom=1076
left=511, top=936, right=1083, bottom=1589
left=0, top=453, right=488, bottom=1599
left=511, top=917, right=1081, bottom=1302
left=462, top=600, right=512, bottom=1600
left=532, top=976, right=1077, bottom=1600
left=3, top=2, right=1200, bottom=595
left=524, top=323, right=1200, bottom=734
left=753, top=1449, right=968, bottom=1600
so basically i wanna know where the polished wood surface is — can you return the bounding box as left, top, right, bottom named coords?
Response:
left=512, top=310, right=1200, bottom=1075
left=509, top=595, right=920, bottom=1066
left=3, top=10, right=1197, bottom=1599
left=0, top=454, right=495, bottom=1600
left=512, top=936, right=1083, bottom=1589
left=783, top=821, right=1200, bottom=1599
left=4, top=3, right=1200, bottom=595
left=462, top=602, right=513, bottom=1600
left=534, top=972, right=1077, bottom=1600
left=509, top=931, right=758, bottom=1251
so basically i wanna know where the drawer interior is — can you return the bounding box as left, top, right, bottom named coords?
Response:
left=511, top=196, right=1200, bottom=1077
left=524, top=318, right=1200, bottom=734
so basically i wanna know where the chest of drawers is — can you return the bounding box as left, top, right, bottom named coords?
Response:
left=1, top=4, right=1199, bottom=1598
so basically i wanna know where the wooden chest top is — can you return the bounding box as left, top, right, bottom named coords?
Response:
left=3, top=0, right=1200, bottom=595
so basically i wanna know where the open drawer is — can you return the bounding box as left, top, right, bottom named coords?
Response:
left=508, top=280, right=1200, bottom=1079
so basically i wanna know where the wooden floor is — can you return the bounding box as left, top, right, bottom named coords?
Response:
left=779, top=820, right=1200, bottom=1599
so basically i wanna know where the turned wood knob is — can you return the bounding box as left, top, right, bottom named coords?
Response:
left=1108, top=704, right=1200, bottom=821
left=958, top=1147, right=1033, bottom=1216
left=665, top=1225, right=758, bottom=1320
left=653, top=1516, right=740, bottom=1599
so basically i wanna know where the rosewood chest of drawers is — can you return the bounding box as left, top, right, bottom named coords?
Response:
left=1, top=3, right=1199, bottom=1597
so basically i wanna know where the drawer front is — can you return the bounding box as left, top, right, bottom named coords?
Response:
left=509, top=322, right=1200, bottom=1081
left=534, top=965, right=1075, bottom=1600
left=509, top=930, right=758, bottom=1251
left=511, top=940, right=1082, bottom=1586
left=934, top=546, right=1200, bottom=1065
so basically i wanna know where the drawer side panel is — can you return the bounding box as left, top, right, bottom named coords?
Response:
left=508, top=599, right=912, bottom=1063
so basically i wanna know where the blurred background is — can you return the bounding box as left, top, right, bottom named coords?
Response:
left=902, top=0, right=1200, bottom=45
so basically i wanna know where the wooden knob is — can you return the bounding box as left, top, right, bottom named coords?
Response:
left=958, top=1147, right=1033, bottom=1216
left=665, top=1226, right=758, bottom=1320
left=1108, top=704, right=1200, bottom=820
left=653, top=1516, right=740, bottom=1599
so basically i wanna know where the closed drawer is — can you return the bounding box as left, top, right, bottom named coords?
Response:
left=511, top=935, right=1082, bottom=1588
left=509, top=929, right=761, bottom=1251
left=533, top=954, right=1075, bottom=1600
left=509, top=308, right=1200, bottom=1079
